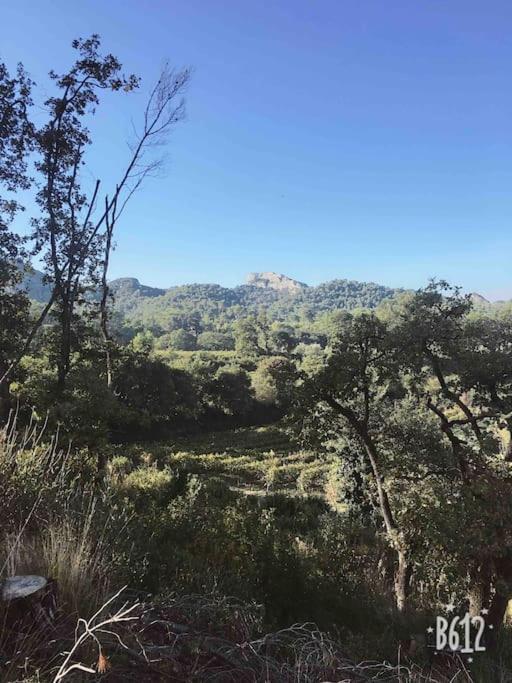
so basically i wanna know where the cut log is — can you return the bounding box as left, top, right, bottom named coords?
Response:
left=2, top=575, right=47, bottom=601
left=1, top=575, right=57, bottom=630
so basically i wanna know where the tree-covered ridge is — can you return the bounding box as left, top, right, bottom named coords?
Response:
left=24, top=266, right=511, bottom=355
left=24, top=267, right=400, bottom=310
left=20, top=267, right=404, bottom=340
left=110, top=275, right=403, bottom=328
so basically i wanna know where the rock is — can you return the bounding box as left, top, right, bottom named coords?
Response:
left=246, top=272, right=308, bottom=295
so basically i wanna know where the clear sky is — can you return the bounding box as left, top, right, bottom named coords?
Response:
left=1, top=0, right=511, bottom=299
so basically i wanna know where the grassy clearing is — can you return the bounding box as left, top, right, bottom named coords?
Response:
left=107, top=425, right=338, bottom=501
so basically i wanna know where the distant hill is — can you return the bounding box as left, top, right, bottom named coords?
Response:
left=21, top=267, right=509, bottom=330
left=109, top=278, right=166, bottom=314
left=107, top=273, right=403, bottom=329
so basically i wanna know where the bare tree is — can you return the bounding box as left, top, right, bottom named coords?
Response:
left=0, top=40, right=190, bottom=389
left=99, top=64, right=190, bottom=389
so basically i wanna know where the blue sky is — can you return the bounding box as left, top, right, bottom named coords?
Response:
left=1, top=1, right=511, bottom=299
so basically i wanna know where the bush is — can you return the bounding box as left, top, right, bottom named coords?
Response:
left=197, top=331, right=235, bottom=351
left=252, top=356, right=297, bottom=408
left=107, top=454, right=132, bottom=481
left=167, top=328, right=197, bottom=350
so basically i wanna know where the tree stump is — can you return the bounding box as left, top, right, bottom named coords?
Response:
left=1, top=575, right=57, bottom=631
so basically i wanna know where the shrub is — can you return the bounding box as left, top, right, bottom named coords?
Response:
left=167, top=328, right=197, bottom=350
left=107, top=454, right=132, bottom=481
left=197, top=331, right=235, bottom=351
left=5, top=507, right=111, bottom=616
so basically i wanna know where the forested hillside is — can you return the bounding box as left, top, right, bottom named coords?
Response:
left=22, top=266, right=508, bottom=352
left=24, top=266, right=401, bottom=312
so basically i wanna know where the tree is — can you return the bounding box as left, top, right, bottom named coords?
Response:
left=197, top=331, right=235, bottom=351
left=28, top=36, right=139, bottom=393
left=167, top=329, right=196, bottom=351
left=130, top=330, right=155, bottom=356
left=298, top=283, right=512, bottom=624
left=114, top=353, right=195, bottom=429
left=252, top=356, right=297, bottom=408
left=269, top=325, right=297, bottom=354
left=395, top=282, right=512, bottom=631
left=296, top=312, right=414, bottom=612
left=0, top=36, right=190, bottom=394
left=234, top=317, right=262, bottom=359
left=0, top=61, right=34, bottom=415
left=208, top=368, right=254, bottom=417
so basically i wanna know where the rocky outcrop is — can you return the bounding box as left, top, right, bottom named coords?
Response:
left=470, top=292, right=491, bottom=307
left=246, top=271, right=308, bottom=295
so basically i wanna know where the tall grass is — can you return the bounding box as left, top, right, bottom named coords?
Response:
left=0, top=414, right=110, bottom=613
left=4, top=509, right=110, bottom=617
left=0, top=414, right=114, bottom=681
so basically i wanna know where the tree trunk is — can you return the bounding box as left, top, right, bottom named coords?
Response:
left=100, top=196, right=115, bottom=389
left=468, top=561, right=492, bottom=617
left=0, top=364, right=11, bottom=420
left=394, top=550, right=412, bottom=613
left=504, top=423, right=512, bottom=462
left=56, top=280, right=78, bottom=394
left=488, top=557, right=512, bottom=635
left=323, top=397, right=412, bottom=613
left=361, top=435, right=412, bottom=613
left=56, top=298, right=72, bottom=393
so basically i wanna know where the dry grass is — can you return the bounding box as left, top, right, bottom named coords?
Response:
left=0, top=413, right=111, bottom=616
left=0, top=415, right=113, bottom=681
left=4, top=507, right=111, bottom=617
left=47, top=591, right=483, bottom=683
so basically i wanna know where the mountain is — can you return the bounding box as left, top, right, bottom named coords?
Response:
left=109, top=278, right=166, bottom=298
left=108, top=276, right=403, bottom=329
left=108, top=278, right=166, bottom=314
left=469, top=292, right=491, bottom=309
left=246, top=271, right=308, bottom=294
left=24, top=268, right=399, bottom=311
left=18, top=265, right=52, bottom=302
left=20, top=267, right=509, bottom=331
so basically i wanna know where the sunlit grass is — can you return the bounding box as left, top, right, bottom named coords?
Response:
left=105, top=425, right=338, bottom=499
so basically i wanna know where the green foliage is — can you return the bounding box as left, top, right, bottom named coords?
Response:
left=11, top=355, right=119, bottom=443
left=130, top=330, right=155, bottom=355
left=234, top=317, right=262, bottom=358
left=294, top=282, right=512, bottom=622
left=103, top=277, right=403, bottom=337
left=197, top=330, right=235, bottom=350
left=251, top=356, right=297, bottom=408
left=166, top=328, right=197, bottom=350
left=105, top=445, right=381, bottom=634
left=0, top=61, right=34, bottom=415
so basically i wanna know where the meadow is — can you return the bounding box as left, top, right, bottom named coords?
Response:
left=109, top=426, right=338, bottom=501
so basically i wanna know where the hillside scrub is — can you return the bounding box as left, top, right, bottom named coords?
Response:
left=4, top=421, right=512, bottom=680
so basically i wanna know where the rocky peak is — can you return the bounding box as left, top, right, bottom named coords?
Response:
left=246, top=271, right=308, bottom=295
left=470, top=292, right=490, bottom=306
